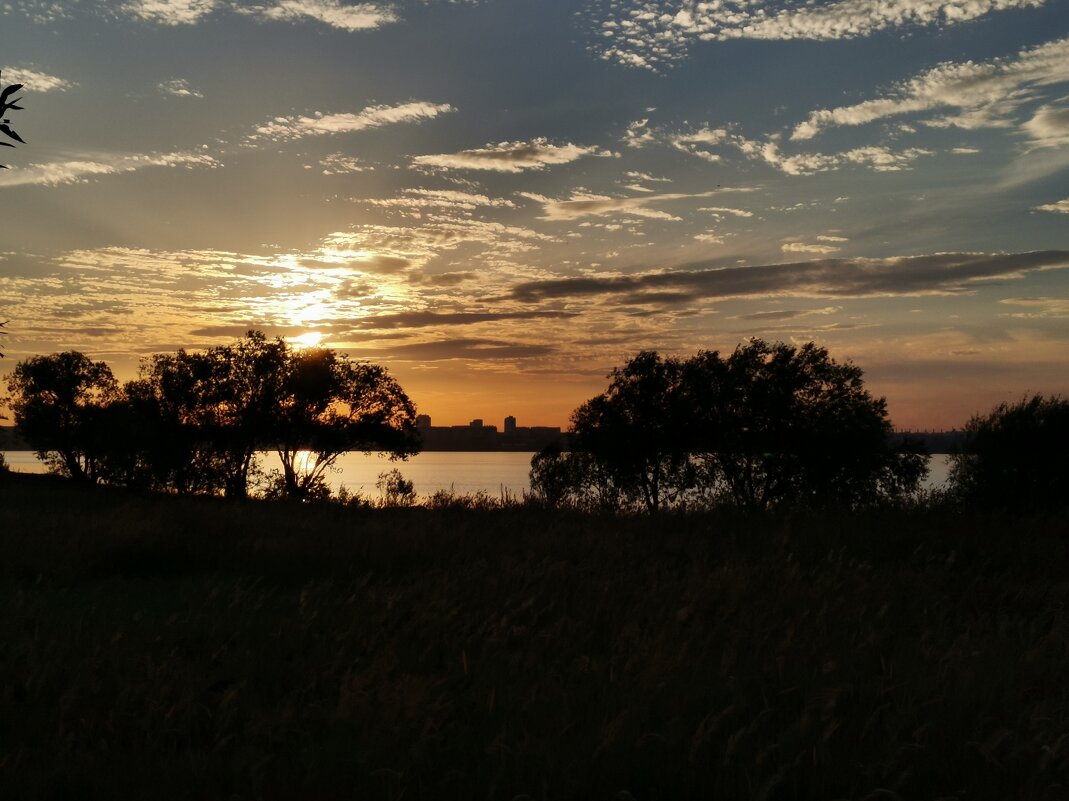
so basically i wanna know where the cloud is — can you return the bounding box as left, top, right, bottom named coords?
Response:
left=523, top=189, right=716, bottom=221
left=699, top=206, right=753, bottom=218
left=250, top=101, right=455, bottom=142
left=345, top=310, right=576, bottom=329
left=623, top=118, right=657, bottom=148
left=364, top=188, right=516, bottom=210
left=662, top=124, right=933, bottom=174
left=318, top=153, right=370, bottom=174
left=998, top=297, right=1069, bottom=317
left=120, top=0, right=396, bottom=29
left=412, top=138, right=613, bottom=173
left=1035, top=198, right=1069, bottom=213
left=782, top=242, right=841, bottom=255
left=792, top=36, right=1069, bottom=140
left=507, top=251, right=1069, bottom=303
left=158, top=78, right=203, bottom=98
left=124, top=0, right=217, bottom=25
left=0, top=65, right=74, bottom=92
left=349, top=338, right=555, bottom=361
left=0, top=151, right=220, bottom=187
left=1022, top=101, right=1069, bottom=149
left=670, top=126, right=729, bottom=161
left=734, top=306, right=842, bottom=321
left=247, top=0, right=396, bottom=30
left=590, top=0, right=1047, bottom=71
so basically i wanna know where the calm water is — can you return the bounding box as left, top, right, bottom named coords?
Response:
left=3, top=450, right=954, bottom=497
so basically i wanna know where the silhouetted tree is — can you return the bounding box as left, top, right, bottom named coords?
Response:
left=110, top=350, right=228, bottom=494
left=686, top=340, right=927, bottom=511
left=537, top=341, right=926, bottom=514
left=202, top=332, right=290, bottom=498
left=273, top=347, right=418, bottom=500
left=0, top=70, right=26, bottom=170
left=569, top=351, right=696, bottom=513
left=7, top=351, right=118, bottom=482
left=529, top=444, right=624, bottom=512
left=949, top=394, right=1069, bottom=511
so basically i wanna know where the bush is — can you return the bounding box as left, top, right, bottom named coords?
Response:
left=376, top=468, right=417, bottom=507
left=949, top=394, right=1069, bottom=511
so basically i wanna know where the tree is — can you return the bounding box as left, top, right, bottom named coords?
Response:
left=0, top=70, right=26, bottom=170
left=568, top=351, right=696, bottom=513
left=7, top=351, right=118, bottom=482
left=112, top=350, right=230, bottom=494
left=948, top=394, right=1069, bottom=511
left=273, top=347, right=418, bottom=500
left=529, top=444, right=624, bottom=512
left=203, top=332, right=290, bottom=498
left=0, top=73, right=24, bottom=356
left=687, top=340, right=926, bottom=511
left=538, top=341, right=926, bottom=514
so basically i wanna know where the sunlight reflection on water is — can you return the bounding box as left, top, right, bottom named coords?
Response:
left=2, top=451, right=954, bottom=498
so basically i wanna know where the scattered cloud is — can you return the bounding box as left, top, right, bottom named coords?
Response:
left=0, top=151, right=220, bottom=187
left=508, top=251, right=1069, bottom=303
left=589, top=0, right=1047, bottom=70
left=250, top=101, right=455, bottom=142
left=318, top=153, right=370, bottom=174
left=734, top=306, right=842, bottom=321
left=1035, top=198, right=1069, bottom=213
left=349, top=338, right=555, bottom=361
left=792, top=36, right=1069, bottom=140
left=998, top=297, right=1069, bottom=317
left=158, top=78, right=203, bottom=98
left=623, top=118, right=656, bottom=147
left=1022, top=101, right=1069, bottom=149
left=412, top=138, right=613, bottom=173
left=782, top=242, right=841, bottom=255
left=0, top=65, right=74, bottom=92
left=346, top=310, right=576, bottom=330
left=364, top=188, right=516, bottom=210
left=522, top=189, right=716, bottom=221
left=670, top=127, right=729, bottom=161
left=124, top=0, right=217, bottom=25
left=699, top=206, right=753, bottom=218
left=245, top=0, right=397, bottom=31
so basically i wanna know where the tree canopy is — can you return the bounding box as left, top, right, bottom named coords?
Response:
left=0, top=70, right=26, bottom=170
left=6, top=332, right=419, bottom=499
left=531, top=340, right=927, bottom=513
left=948, top=394, right=1069, bottom=511
left=6, top=351, right=118, bottom=482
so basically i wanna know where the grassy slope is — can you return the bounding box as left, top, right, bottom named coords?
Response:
left=1, top=472, right=1068, bottom=800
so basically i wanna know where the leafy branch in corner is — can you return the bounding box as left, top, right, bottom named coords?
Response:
left=0, top=70, right=26, bottom=169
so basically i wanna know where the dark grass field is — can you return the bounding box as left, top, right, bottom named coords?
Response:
left=2, top=472, right=1068, bottom=800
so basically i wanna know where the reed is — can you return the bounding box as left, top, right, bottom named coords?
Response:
left=1, top=472, right=1067, bottom=800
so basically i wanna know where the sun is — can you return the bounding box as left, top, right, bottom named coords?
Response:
left=291, top=331, right=324, bottom=350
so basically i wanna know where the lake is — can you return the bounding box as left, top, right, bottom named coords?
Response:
left=2, top=450, right=955, bottom=498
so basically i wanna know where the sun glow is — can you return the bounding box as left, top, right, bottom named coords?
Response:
left=291, top=331, right=324, bottom=350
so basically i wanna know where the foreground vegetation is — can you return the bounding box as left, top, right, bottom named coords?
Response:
left=2, top=472, right=1068, bottom=800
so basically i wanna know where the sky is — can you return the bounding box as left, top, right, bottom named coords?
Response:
left=1, top=0, right=1067, bottom=429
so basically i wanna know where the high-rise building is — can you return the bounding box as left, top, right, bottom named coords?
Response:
left=504, top=415, right=517, bottom=434
left=415, top=414, right=432, bottom=430
left=469, top=418, right=483, bottom=428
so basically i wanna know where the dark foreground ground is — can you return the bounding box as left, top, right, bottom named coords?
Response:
left=2, top=472, right=1068, bottom=800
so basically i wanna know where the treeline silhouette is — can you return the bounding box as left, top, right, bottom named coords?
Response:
left=4, top=334, right=1066, bottom=513
left=4, top=331, right=418, bottom=500
left=530, top=340, right=1069, bottom=514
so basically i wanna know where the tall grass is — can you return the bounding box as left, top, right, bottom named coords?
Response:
left=1, top=472, right=1068, bottom=800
